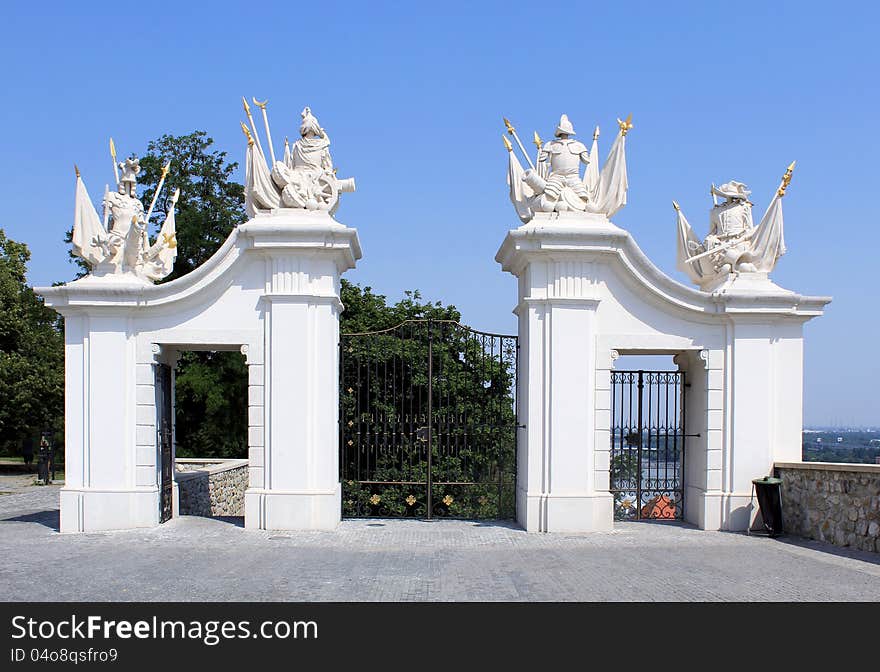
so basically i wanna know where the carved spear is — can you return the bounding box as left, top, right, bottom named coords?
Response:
left=777, top=161, right=796, bottom=197
left=252, top=98, right=276, bottom=164
left=242, top=97, right=265, bottom=157
left=503, top=117, right=535, bottom=169
left=145, top=161, right=171, bottom=224
left=109, top=138, right=120, bottom=186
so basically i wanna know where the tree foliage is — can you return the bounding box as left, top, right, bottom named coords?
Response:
left=0, top=230, right=64, bottom=455
left=139, top=131, right=247, bottom=282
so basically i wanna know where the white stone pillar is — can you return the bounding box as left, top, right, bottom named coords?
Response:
left=242, top=213, right=361, bottom=530
left=497, top=214, right=618, bottom=532
left=720, top=316, right=808, bottom=530
left=56, top=300, right=157, bottom=532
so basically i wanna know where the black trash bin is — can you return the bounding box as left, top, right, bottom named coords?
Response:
left=752, top=477, right=784, bottom=537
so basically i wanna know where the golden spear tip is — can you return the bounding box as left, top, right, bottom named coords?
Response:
left=109, top=137, right=117, bottom=158
left=74, top=164, right=80, bottom=178
left=778, top=161, right=796, bottom=197
left=242, top=96, right=251, bottom=115
left=161, top=160, right=171, bottom=177
left=502, top=135, right=513, bottom=152
left=503, top=117, right=514, bottom=134
left=532, top=131, right=542, bottom=148
left=240, top=121, right=254, bottom=146
left=672, top=200, right=680, bottom=211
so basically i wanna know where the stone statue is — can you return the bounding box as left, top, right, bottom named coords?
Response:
left=71, top=145, right=179, bottom=283
left=527, top=115, right=591, bottom=212
left=675, top=163, right=794, bottom=291
left=241, top=99, right=355, bottom=217
left=505, top=113, right=632, bottom=223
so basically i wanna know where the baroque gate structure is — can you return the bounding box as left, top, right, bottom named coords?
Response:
left=38, top=104, right=830, bottom=534
left=497, top=112, right=829, bottom=532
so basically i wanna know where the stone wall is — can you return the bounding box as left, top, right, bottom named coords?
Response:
left=175, top=459, right=248, bottom=517
left=775, top=462, right=880, bottom=553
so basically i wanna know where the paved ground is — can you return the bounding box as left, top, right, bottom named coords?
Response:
left=1, top=480, right=879, bottom=601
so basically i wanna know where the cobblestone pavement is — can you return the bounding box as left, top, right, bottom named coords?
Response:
left=1, top=482, right=879, bottom=602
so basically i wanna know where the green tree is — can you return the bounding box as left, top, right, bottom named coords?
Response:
left=0, top=230, right=64, bottom=455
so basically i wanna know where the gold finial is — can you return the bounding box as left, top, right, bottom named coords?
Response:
left=593, top=125, right=600, bottom=140
left=242, top=96, right=251, bottom=115
left=778, top=160, right=796, bottom=197
left=240, top=121, right=254, bottom=146
left=161, top=161, right=171, bottom=179
left=617, top=113, right=633, bottom=136
left=109, top=137, right=117, bottom=160
left=533, top=131, right=542, bottom=150
left=74, top=164, right=80, bottom=178
left=502, top=135, right=513, bottom=152
left=503, top=117, right=514, bottom=134
left=252, top=97, right=268, bottom=109
left=672, top=200, right=680, bottom=211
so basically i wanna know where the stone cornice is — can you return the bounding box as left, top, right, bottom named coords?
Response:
left=496, top=217, right=831, bottom=320
left=36, top=211, right=361, bottom=314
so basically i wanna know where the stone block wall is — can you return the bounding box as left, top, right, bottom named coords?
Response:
left=175, top=459, right=248, bottom=517
left=775, top=462, right=880, bottom=553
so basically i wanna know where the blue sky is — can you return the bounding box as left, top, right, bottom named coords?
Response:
left=1, top=1, right=877, bottom=426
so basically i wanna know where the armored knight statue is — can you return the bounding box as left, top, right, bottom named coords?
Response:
left=675, top=163, right=794, bottom=291
left=529, top=114, right=591, bottom=211
left=71, top=142, right=179, bottom=283
left=241, top=98, right=355, bottom=217
left=505, top=112, right=632, bottom=223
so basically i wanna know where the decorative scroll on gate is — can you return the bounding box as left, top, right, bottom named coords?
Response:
left=610, top=370, right=685, bottom=520
left=339, top=320, right=518, bottom=519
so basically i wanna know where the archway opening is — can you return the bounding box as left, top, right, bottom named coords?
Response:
left=158, top=348, right=248, bottom=526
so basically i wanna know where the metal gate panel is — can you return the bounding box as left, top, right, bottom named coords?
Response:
left=340, top=320, right=517, bottom=519
left=155, top=363, right=173, bottom=524
left=610, top=370, right=685, bottom=520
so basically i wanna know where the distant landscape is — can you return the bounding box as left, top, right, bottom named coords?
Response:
left=803, top=429, right=880, bottom=464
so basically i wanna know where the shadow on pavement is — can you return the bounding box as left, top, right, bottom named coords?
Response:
left=2, top=509, right=60, bottom=532
left=772, top=534, right=880, bottom=566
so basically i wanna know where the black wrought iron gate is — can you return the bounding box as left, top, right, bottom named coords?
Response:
left=155, top=363, right=173, bottom=524
left=610, top=370, right=685, bottom=520
left=339, top=320, right=518, bottom=519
